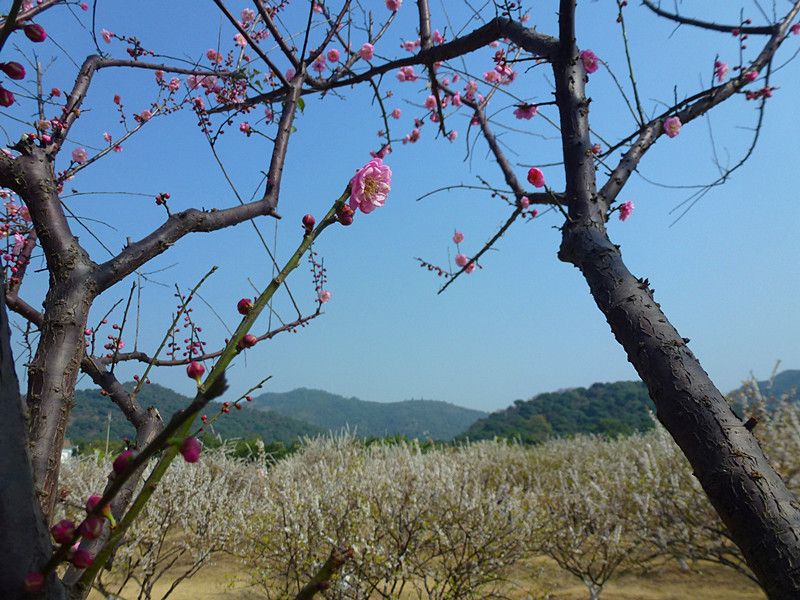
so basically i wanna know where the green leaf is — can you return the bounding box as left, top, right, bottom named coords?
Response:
left=290, top=125, right=297, bottom=134
left=298, top=97, right=305, bottom=113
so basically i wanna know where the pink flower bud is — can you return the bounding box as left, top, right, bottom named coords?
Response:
left=237, top=298, right=253, bottom=315
left=113, top=450, right=134, bottom=475
left=50, top=519, right=76, bottom=544
left=302, top=214, right=315, bottom=231
left=186, top=361, right=205, bottom=382
left=336, top=204, right=355, bottom=226
left=179, top=437, right=201, bottom=463
left=23, top=24, right=47, bottom=43
left=0, top=86, right=14, bottom=107
left=0, top=62, right=25, bottom=80
left=520, top=196, right=530, bottom=209
left=241, top=333, right=258, bottom=348
left=71, top=549, right=93, bottom=569
left=78, top=516, right=105, bottom=540
left=85, top=495, right=103, bottom=513
left=23, top=572, right=44, bottom=592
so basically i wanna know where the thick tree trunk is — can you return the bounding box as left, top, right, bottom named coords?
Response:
left=558, top=225, right=800, bottom=597
left=0, top=280, right=67, bottom=600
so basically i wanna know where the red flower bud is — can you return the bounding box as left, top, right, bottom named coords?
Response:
left=50, top=519, right=76, bottom=544
left=0, top=61, right=25, bottom=79
left=186, top=361, right=205, bottom=382
left=179, top=436, right=201, bottom=463
left=237, top=298, right=253, bottom=315
left=112, top=450, right=135, bottom=475
left=0, top=86, right=14, bottom=107
left=23, top=23, right=47, bottom=43
left=336, top=204, right=355, bottom=226
left=302, top=214, right=315, bottom=231
left=23, top=572, right=44, bottom=592
left=78, top=516, right=105, bottom=540
left=71, top=549, right=93, bottom=569
left=242, top=334, right=257, bottom=348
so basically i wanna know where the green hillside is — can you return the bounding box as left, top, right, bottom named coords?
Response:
left=249, top=388, right=488, bottom=441
left=457, top=381, right=655, bottom=443
left=756, top=369, right=800, bottom=398
left=68, top=383, right=324, bottom=450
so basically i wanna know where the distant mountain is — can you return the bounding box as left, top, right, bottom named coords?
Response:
left=457, top=381, right=655, bottom=443
left=756, top=369, right=800, bottom=398
left=249, top=388, right=488, bottom=441
left=68, top=383, right=324, bottom=449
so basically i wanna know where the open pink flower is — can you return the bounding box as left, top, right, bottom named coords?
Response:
left=527, top=167, right=545, bottom=188
left=385, top=0, right=402, bottom=11
left=318, top=290, right=331, bottom=303
left=391, top=108, right=402, bottom=119
left=101, top=29, right=113, bottom=43
left=327, top=49, right=340, bottom=62
left=580, top=49, right=599, bottom=74
left=72, top=148, right=88, bottom=164
left=455, top=254, right=468, bottom=267
left=618, top=200, right=634, bottom=221
left=453, top=231, right=464, bottom=244
left=714, top=61, right=729, bottom=83
left=664, top=116, right=681, bottom=138
left=360, top=43, right=374, bottom=60
left=513, top=103, right=538, bottom=120
left=349, top=157, right=391, bottom=214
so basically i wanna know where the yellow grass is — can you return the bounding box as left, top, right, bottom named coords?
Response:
left=86, top=554, right=765, bottom=600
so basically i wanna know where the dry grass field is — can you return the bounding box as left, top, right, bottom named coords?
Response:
left=86, top=555, right=765, bottom=600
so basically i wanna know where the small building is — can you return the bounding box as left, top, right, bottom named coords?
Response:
left=61, top=439, right=76, bottom=461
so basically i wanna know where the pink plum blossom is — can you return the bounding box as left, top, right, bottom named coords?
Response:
left=402, top=40, right=417, bottom=52
left=465, top=262, right=476, bottom=274
left=618, top=200, right=634, bottom=221
left=72, top=148, right=88, bottom=164
left=80, top=2, right=88, bottom=9
left=455, top=254, right=468, bottom=267
left=233, top=33, right=247, bottom=48
left=433, top=30, right=444, bottom=44
left=714, top=61, right=729, bottom=83
left=527, top=167, right=545, bottom=188
left=349, top=157, right=392, bottom=214
left=360, top=43, right=374, bottom=60
left=520, top=196, right=530, bottom=209
left=448, top=130, right=458, bottom=141
left=664, top=116, right=681, bottom=138
left=206, top=49, right=222, bottom=63
left=50, top=87, right=61, bottom=96
left=513, top=103, right=538, bottom=119
left=192, top=96, right=206, bottom=111
left=327, top=48, right=340, bottom=62
left=397, top=66, right=418, bottom=81
left=312, top=56, right=326, bottom=73
left=424, top=95, right=437, bottom=110
left=318, top=290, right=331, bottom=303
left=791, top=23, right=800, bottom=35
left=385, top=0, right=402, bottom=11
left=580, top=49, right=599, bottom=74
left=591, top=143, right=602, bottom=155
left=453, top=231, right=464, bottom=244
left=240, top=8, right=255, bottom=24
left=391, top=108, right=402, bottom=119
left=745, top=70, right=759, bottom=82
left=101, top=29, right=113, bottom=43
left=103, top=132, right=112, bottom=143
left=138, top=110, right=152, bottom=122
left=286, top=68, right=296, bottom=80
left=168, top=77, right=180, bottom=91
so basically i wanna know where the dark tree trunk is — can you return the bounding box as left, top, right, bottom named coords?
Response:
left=553, top=2, right=800, bottom=596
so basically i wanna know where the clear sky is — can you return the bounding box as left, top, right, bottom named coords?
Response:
left=4, top=1, right=798, bottom=412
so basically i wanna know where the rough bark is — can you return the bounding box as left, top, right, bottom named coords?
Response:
left=0, top=279, right=66, bottom=600
left=554, top=2, right=800, bottom=596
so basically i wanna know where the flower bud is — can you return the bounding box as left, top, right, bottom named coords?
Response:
left=112, top=449, right=134, bottom=475
left=50, top=519, right=76, bottom=544
left=0, top=86, right=14, bottom=107
left=179, top=437, right=201, bottom=463
left=78, top=516, right=104, bottom=540
left=23, top=572, right=44, bottom=592
left=71, top=549, right=93, bottom=569
left=237, top=298, right=253, bottom=315
left=336, top=204, right=355, bottom=226
left=23, top=24, right=47, bottom=43
left=302, top=214, right=315, bottom=231
left=241, top=334, right=257, bottom=348
left=186, top=361, right=205, bottom=382
left=0, top=61, right=25, bottom=79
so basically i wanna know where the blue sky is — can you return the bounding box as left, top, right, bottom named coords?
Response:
left=3, top=1, right=798, bottom=412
